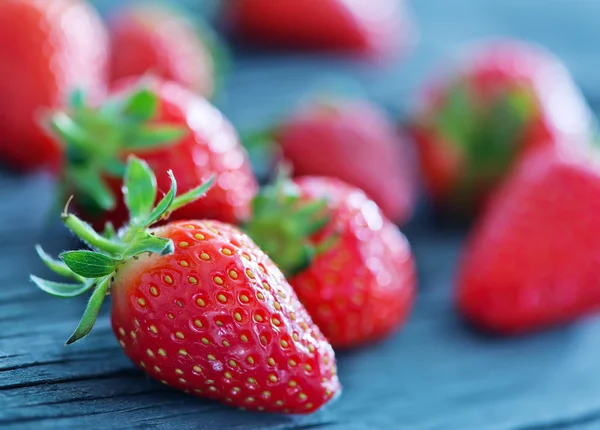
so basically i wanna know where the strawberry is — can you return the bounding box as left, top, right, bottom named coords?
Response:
left=244, top=175, right=416, bottom=348
left=250, top=97, right=417, bottom=224
left=409, top=39, right=595, bottom=216
left=224, top=0, right=415, bottom=58
left=109, top=3, right=224, bottom=98
left=48, top=76, right=257, bottom=229
left=32, top=156, right=341, bottom=414
left=456, top=146, right=600, bottom=334
left=0, top=0, right=108, bottom=171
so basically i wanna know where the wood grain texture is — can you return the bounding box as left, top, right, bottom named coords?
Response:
left=3, top=0, right=600, bottom=429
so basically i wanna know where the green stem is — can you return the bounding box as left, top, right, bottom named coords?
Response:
left=62, top=213, right=126, bottom=256
left=121, top=224, right=142, bottom=244
left=169, top=176, right=215, bottom=213
left=66, top=276, right=111, bottom=345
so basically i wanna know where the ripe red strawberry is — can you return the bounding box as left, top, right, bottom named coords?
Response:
left=0, top=0, right=108, bottom=171
left=32, top=157, right=341, bottom=414
left=409, top=39, right=595, bottom=216
left=109, top=3, right=221, bottom=98
left=49, top=76, right=257, bottom=229
left=244, top=175, right=416, bottom=348
left=224, top=0, right=415, bottom=58
left=456, top=146, right=600, bottom=334
left=253, top=97, right=417, bottom=224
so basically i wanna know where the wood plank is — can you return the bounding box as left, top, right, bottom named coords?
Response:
left=3, top=0, right=600, bottom=429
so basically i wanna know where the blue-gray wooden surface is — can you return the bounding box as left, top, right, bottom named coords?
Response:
left=3, top=1, right=600, bottom=429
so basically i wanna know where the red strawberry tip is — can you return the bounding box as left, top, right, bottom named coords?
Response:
left=31, top=156, right=214, bottom=344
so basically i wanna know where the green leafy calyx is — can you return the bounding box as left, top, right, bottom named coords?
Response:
left=427, top=79, right=537, bottom=209
left=243, top=169, right=334, bottom=277
left=48, top=81, right=188, bottom=215
left=32, top=156, right=214, bottom=345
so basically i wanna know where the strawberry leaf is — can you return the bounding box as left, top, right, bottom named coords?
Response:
left=123, top=231, right=174, bottom=259
left=60, top=251, right=121, bottom=278
left=66, top=277, right=111, bottom=345
left=69, top=88, right=86, bottom=110
left=70, top=168, right=116, bottom=211
left=62, top=213, right=126, bottom=256
left=104, top=159, right=127, bottom=178
left=98, top=97, right=123, bottom=117
left=144, top=171, right=177, bottom=226
left=31, top=276, right=94, bottom=298
left=33, top=155, right=216, bottom=345
left=244, top=171, right=331, bottom=277
left=169, top=175, right=216, bottom=213
left=125, top=124, right=187, bottom=149
left=123, top=157, right=157, bottom=222
left=124, top=87, right=158, bottom=121
left=35, top=245, right=83, bottom=282
left=436, top=82, right=476, bottom=148
left=292, top=200, right=329, bottom=236
left=50, top=112, right=92, bottom=150
left=102, top=222, right=116, bottom=239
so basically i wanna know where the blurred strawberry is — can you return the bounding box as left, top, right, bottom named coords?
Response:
left=409, top=39, right=595, bottom=216
left=109, top=3, right=226, bottom=98
left=48, top=76, right=257, bottom=229
left=457, top=145, right=600, bottom=334
left=0, top=0, right=108, bottom=171
left=245, top=175, right=415, bottom=348
left=224, top=0, right=415, bottom=58
left=250, top=97, right=417, bottom=224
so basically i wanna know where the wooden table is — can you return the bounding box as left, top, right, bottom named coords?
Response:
left=3, top=1, right=600, bottom=428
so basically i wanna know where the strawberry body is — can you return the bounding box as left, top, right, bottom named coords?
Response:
left=290, top=178, right=415, bottom=347
left=457, top=146, right=600, bottom=334
left=276, top=98, right=417, bottom=224
left=410, top=39, right=594, bottom=215
left=225, top=0, right=414, bottom=58
left=109, top=4, right=214, bottom=97
left=0, top=0, right=108, bottom=171
left=33, top=156, right=339, bottom=414
left=246, top=177, right=416, bottom=348
left=60, top=78, right=257, bottom=229
left=112, top=220, right=340, bottom=413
